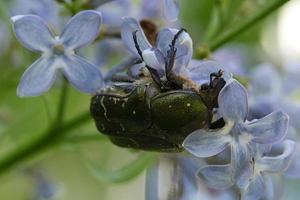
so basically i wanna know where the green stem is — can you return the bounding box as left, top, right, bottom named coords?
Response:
left=0, top=111, right=91, bottom=174
left=56, top=79, right=69, bottom=124
left=209, top=0, right=290, bottom=51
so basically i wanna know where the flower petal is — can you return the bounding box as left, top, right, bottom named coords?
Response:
left=231, top=141, right=252, bottom=188
left=243, top=173, right=266, bottom=200
left=197, top=164, right=234, bottom=189
left=142, top=48, right=165, bottom=76
left=187, top=60, right=232, bottom=85
left=97, top=0, right=130, bottom=28
left=156, top=28, right=193, bottom=73
left=285, top=142, right=300, bottom=178
left=258, top=140, right=296, bottom=173
left=218, top=79, right=248, bottom=122
left=183, top=129, right=231, bottom=158
left=62, top=55, right=103, bottom=93
left=61, top=10, right=102, bottom=50
left=11, top=15, right=54, bottom=52
left=17, top=56, right=57, bottom=97
left=121, top=17, right=152, bottom=58
left=163, top=0, right=179, bottom=22
left=247, top=111, right=289, bottom=144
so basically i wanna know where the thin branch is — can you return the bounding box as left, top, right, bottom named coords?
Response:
left=0, top=111, right=91, bottom=174
left=199, top=0, right=290, bottom=54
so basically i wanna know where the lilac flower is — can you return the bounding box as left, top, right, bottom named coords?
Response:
left=98, top=0, right=179, bottom=29
left=183, top=79, right=289, bottom=189
left=11, top=10, right=103, bottom=97
left=11, top=0, right=59, bottom=27
left=242, top=140, right=295, bottom=199
left=121, top=17, right=192, bottom=76
left=146, top=155, right=235, bottom=200
left=196, top=140, right=295, bottom=199
left=248, top=64, right=300, bottom=181
left=212, top=46, right=250, bottom=77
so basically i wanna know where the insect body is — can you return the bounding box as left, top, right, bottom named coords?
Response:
left=90, top=27, right=226, bottom=152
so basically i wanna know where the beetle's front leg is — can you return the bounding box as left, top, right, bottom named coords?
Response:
left=165, top=28, right=186, bottom=77
left=132, top=30, right=164, bottom=89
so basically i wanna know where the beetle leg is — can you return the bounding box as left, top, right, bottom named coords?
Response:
left=132, top=30, right=165, bottom=89
left=209, top=69, right=224, bottom=88
left=165, top=28, right=186, bottom=77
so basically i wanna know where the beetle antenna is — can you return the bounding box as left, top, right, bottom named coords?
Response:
left=132, top=30, right=144, bottom=60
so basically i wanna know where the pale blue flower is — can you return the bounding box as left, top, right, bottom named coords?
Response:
left=121, top=17, right=192, bottom=76
left=12, top=10, right=103, bottom=97
left=183, top=79, right=289, bottom=189
left=11, top=0, right=59, bottom=27
left=163, top=0, right=180, bottom=22
left=197, top=140, right=295, bottom=200
left=145, top=155, right=235, bottom=200
left=242, top=140, right=295, bottom=200
left=97, top=0, right=179, bottom=29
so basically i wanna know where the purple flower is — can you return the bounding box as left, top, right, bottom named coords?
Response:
left=121, top=17, right=192, bottom=76
left=98, top=0, right=179, bottom=30
left=145, top=155, right=235, bottom=200
left=242, top=140, right=295, bottom=200
left=183, top=79, right=289, bottom=189
left=11, top=10, right=103, bottom=97
left=11, top=0, right=59, bottom=27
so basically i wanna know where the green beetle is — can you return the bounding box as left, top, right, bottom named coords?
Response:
left=90, top=28, right=226, bottom=152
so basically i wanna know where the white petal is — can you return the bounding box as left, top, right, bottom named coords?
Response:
left=61, top=10, right=102, bottom=49
left=62, top=55, right=103, bottom=93
left=17, top=56, right=57, bottom=97
left=12, top=15, right=54, bottom=52
left=142, top=48, right=165, bottom=76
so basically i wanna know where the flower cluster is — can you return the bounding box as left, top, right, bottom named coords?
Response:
left=183, top=78, right=295, bottom=199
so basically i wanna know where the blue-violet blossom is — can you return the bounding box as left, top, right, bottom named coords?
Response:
left=121, top=17, right=192, bottom=77
left=183, top=79, right=289, bottom=189
left=12, top=10, right=103, bottom=97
